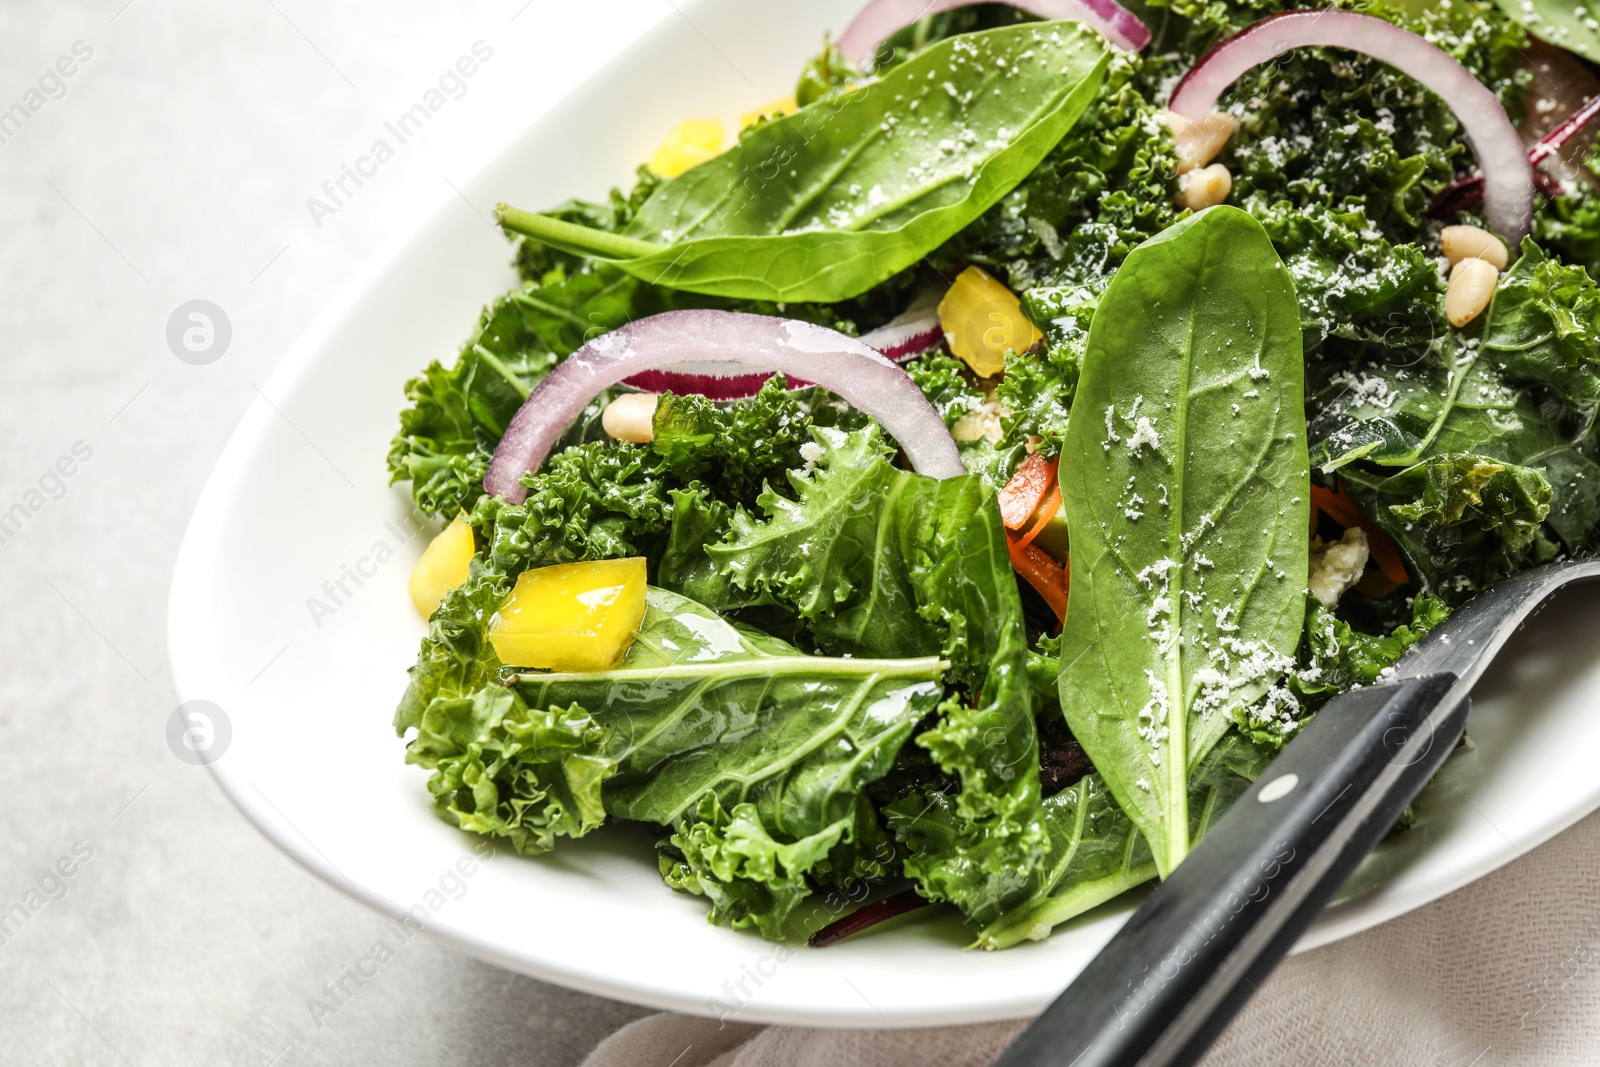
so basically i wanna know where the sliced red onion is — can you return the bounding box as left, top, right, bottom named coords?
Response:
left=856, top=289, right=944, bottom=362
left=1528, top=92, right=1600, bottom=168
left=619, top=292, right=944, bottom=400
left=620, top=365, right=804, bottom=401
left=836, top=0, right=1150, bottom=63
left=1168, top=10, right=1534, bottom=242
left=486, top=310, right=965, bottom=502
left=1431, top=165, right=1563, bottom=219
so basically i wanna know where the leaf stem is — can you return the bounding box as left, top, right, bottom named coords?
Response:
left=514, top=656, right=950, bottom=686
left=494, top=204, right=665, bottom=262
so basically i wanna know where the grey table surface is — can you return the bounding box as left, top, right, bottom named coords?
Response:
left=0, top=2, right=693, bottom=1063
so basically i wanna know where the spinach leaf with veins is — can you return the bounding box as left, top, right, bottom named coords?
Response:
left=497, top=23, right=1108, bottom=303
left=974, top=730, right=1276, bottom=949
left=1490, top=0, right=1600, bottom=65
left=1058, top=207, right=1309, bottom=877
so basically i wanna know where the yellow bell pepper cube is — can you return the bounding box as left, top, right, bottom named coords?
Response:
left=648, top=117, right=726, bottom=178
left=937, top=265, right=1045, bottom=378
left=488, top=557, right=648, bottom=672
left=740, top=95, right=797, bottom=129
left=408, top=516, right=475, bottom=618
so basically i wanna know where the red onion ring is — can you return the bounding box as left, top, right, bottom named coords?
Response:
left=485, top=310, right=966, bottom=502
left=836, top=0, right=1151, bottom=62
left=1530, top=93, right=1600, bottom=164
left=620, top=365, right=803, bottom=401
left=856, top=290, right=944, bottom=362
left=1431, top=165, right=1564, bottom=219
left=1168, top=10, right=1535, bottom=242
left=619, top=293, right=944, bottom=400
left=1432, top=94, right=1600, bottom=216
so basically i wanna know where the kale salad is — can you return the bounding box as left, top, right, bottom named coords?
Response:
left=388, top=0, right=1600, bottom=949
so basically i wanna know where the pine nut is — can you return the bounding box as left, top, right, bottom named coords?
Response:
left=602, top=392, right=659, bottom=443
left=1446, top=257, right=1498, bottom=327
left=1440, top=225, right=1508, bottom=270
left=1177, top=163, right=1232, bottom=211
left=1163, top=110, right=1238, bottom=174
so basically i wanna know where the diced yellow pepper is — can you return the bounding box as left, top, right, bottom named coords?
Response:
left=740, top=95, right=797, bottom=129
left=937, top=266, right=1045, bottom=378
left=649, top=117, right=726, bottom=178
left=488, top=558, right=648, bottom=672
left=408, top=516, right=475, bottom=618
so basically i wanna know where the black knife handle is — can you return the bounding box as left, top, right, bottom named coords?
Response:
left=994, top=673, right=1465, bottom=1067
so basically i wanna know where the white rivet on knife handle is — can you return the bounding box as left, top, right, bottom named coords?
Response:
left=1258, top=774, right=1299, bottom=803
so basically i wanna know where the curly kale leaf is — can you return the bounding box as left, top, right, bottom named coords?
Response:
left=394, top=569, right=512, bottom=735
left=386, top=268, right=657, bottom=519
left=659, top=793, right=895, bottom=939
left=1342, top=455, right=1556, bottom=601
left=408, top=690, right=614, bottom=855
left=1310, top=243, right=1600, bottom=573
left=1295, top=594, right=1449, bottom=701
left=1533, top=161, right=1600, bottom=279
left=900, top=350, right=1023, bottom=485
left=471, top=443, right=680, bottom=574
left=1000, top=283, right=1097, bottom=457
left=461, top=378, right=832, bottom=588
left=1255, top=202, right=1444, bottom=347
left=702, top=426, right=1007, bottom=683
left=701, top=425, right=1048, bottom=926
left=650, top=375, right=822, bottom=500
left=1139, top=0, right=1527, bottom=239
left=1479, top=241, right=1600, bottom=413
left=904, top=349, right=987, bottom=430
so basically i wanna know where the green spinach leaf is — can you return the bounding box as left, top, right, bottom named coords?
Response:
left=510, top=588, right=942, bottom=828
left=1058, top=207, right=1309, bottom=876
left=498, top=23, right=1109, bottom=302
left=1491, top=0, right=1600, bottom=64
left=931, top=63, right=1181, bottom=295
left=972, top=730, right=1275, bottom=949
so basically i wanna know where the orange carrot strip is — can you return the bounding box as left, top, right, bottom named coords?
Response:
left=1309, top=484, right=1410, bottom=585
left=1364, top=535, right=1410, bottom=587
left=1007, top=531, right=1070, bottom=624
left=1016, top=482, right=1062, bottom=551
left=999, top=454, right=1057, bottom=530
left=1309, top=484, right=1364, bottom=528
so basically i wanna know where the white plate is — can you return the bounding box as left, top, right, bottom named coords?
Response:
left=167, top=0, right=1600, bottom=1028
